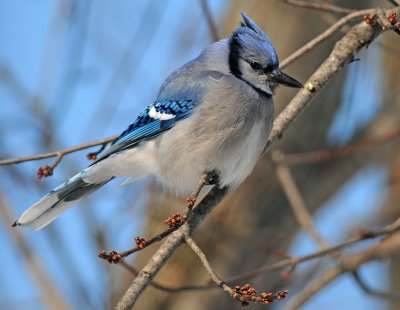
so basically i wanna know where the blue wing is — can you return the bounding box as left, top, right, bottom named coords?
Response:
left=95, top=99, right=197, bottom=161
left=95, top=70, right=224, bottom=162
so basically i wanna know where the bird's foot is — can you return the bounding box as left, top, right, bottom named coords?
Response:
left=203, top=170, right=220, bottom=185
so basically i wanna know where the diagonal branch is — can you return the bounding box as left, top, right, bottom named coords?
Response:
left=283, top=231, right=400, bottom=310
left=283, top=0, right=356, bottom=15
left=352, top=271, right=400, bottom=302
left=272, top=151, right=330, bottom=249
left=280, top=9, right=374, bottom=69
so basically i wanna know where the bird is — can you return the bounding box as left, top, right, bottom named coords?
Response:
left=14, top=13, right=302, bottom=230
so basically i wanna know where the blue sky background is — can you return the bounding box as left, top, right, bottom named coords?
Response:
left=0, top=1, right=392, bottom=309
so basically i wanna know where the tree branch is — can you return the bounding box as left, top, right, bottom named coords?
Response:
left=283, top=0, right=356, bottom=15
left=0, top=135, right=117, bottom=166
left=225, top=217, right=400, bottom=283
left=284, top=230, right=400, bottom=310
left=115, top=185, right=228, bottom=310
left=282, top=125, right=400, bottom=165
left=352, top=271, right=400, bottom=302
left=280, top=9, right=375, bottom=69
left=272, top=151, right=330, bottom=249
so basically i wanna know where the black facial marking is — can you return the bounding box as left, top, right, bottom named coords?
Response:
left=228, top=35, right=272, bottom=98
left=229, top=36, right=241, bottom=78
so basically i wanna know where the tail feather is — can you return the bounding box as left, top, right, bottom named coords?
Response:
left=16, top=171, right=111, bottom=230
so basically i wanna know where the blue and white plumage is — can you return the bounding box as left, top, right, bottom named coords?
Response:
left=15, top=13, right=302, bottom=230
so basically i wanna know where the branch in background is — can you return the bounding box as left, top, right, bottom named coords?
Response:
left=284, top=230, right=400, bottom=310
left=283, top=0, right=356, bottom=15
left=0, top=193, right=69, bottom=310
left=272, top=151, right=330, bottom=250
left=280, top=8, right=375, bottom=69
left=267, top=7, right=399, bottom=148
left=199, top=0, right=219, bottom=41
left=283, top=125, right=400, bottom=165
left=226, top=217, right=400, bottom=283
left=352, top=271, right=400, bottom=302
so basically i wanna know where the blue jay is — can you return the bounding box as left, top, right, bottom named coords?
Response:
left=14, top=13, right=302, bottom=230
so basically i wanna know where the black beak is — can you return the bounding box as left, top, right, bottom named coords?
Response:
left=270, top=70, right=303, bottom=88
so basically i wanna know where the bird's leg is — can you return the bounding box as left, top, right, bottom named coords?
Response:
left=203, top=169, right=220, bottom=185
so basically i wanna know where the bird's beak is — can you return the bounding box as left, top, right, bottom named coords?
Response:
left=270, top=69, right=303, bottom=88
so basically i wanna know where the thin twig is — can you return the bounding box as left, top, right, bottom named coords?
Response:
left=87, top=143, right=108, bottom=160
left=283, top=0, right=356, bottom=15
left=272, top=151, right=330, bottom=249
left=115, top=185, right=228, bottom=310
left=0, top=135, right=118, bottom=165
left=225, top=217, right=400, bottom=283
left=120, top=261, right=214, bottom=293
left=184, top=236, right=231, bottom=292
left=283, top=125, right=400, bottom=165
left=284, top=230, right=400, bottom=310
left=280, top=9, right=374, bottom=69
left=184, top=236, right=289, bottom=307
left=352, top=271, right=400, bottom=302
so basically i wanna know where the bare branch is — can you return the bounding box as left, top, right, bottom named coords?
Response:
left=184, top=236, right=232, bottom=293
left=119, top=261, right=214, bottom=293
left=283, top=266, right=344, bottom=310
left=280, top=9, right=374, bottom=69
left=352, top=271, right=400, bottom=302
left=283, top=0, right=356, bottom=15
left=284, top=231, right=400, bottom=310
left=272, top=151, right=330, bottom=249
left=0, top=135, right=117, bottom=166
left=283, top=125, right=400, bottom=165
left=199, top=0, right=219, bottom=41
left=226, top=217, right=400, bottom=283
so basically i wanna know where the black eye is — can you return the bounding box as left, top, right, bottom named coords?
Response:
left=250, top=61, right=262, bottom=71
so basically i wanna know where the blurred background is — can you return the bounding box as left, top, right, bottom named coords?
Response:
left=0, top=0, right=399, bottom=309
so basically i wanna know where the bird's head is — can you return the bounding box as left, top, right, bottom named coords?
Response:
left=229, top=13, right=302, bottom=96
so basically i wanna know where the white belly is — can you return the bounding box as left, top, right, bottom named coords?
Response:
left=153, top=119, right=269, bottom=195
